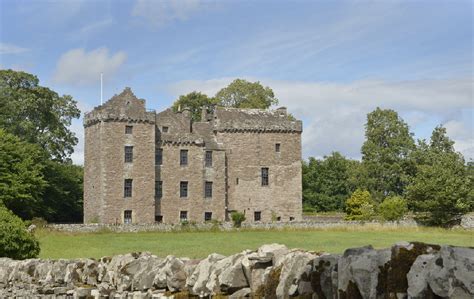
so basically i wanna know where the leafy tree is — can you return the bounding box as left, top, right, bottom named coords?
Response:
left=345, top=189, right=375, bottom=220
left=302, top=152, right=355, bottom=212
left=0, top=69, right=80, bottom=161
left=0, top=205, right=40, bottom=259
left=361, top=107, right=416, bottom=200
left=0, top=129, right=47, bottom=219
left=40, top=161, right=83, bottom=223
left=215, top=79, right=278, bottom=109
left=171, top=91, right=220, bottom=122
left=378, top=196, right=408, bottom=221
left=406, top=126, right=473, bottom=226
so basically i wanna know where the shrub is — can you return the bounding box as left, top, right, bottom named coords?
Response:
left=231, top=212, right=246, bottom=227
left=0, top=206, right=40, bottom=259
left=345, top=189, right=375, bottom=221
left=379, top=196, right=408, bottom=221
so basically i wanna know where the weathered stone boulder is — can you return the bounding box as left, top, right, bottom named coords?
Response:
left=308, top=254, right=339, bottom=299
left=187, top=253, right=225, bottom=295
left=276, top=249, right=318, bottom=297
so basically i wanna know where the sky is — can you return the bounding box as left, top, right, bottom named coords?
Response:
left=1, top=0, right=473, bottom=165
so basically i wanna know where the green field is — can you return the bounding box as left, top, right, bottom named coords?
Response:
left=37, top=226, right=473, bottom=259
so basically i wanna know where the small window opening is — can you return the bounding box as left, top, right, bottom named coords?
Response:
left=124, top=179, right=133, bottom=197
left=124, top=146, right=133, bottom=163
left=275, top=143, right=281, bottom=153
left=155, top=215, right=163, bottom=223
left=205, top=151, right=212, bottom=167
left=261, top=167, right=269, bottom=186
left=254, top=211, right=262, bottom=222
left=290, top=217, right=295, bottom=221
left=125, top=125, right=133, bottom=134
left=236, top=177, right=239, bottom=185
left=155, top=148, right=163, bottom=165
left=180, top=211, right=188, bottom=221
left=204, top=212, right=212, bottom=221
left=162, top=126, right=169, bottom=133
left=205, top=181, right=213, bottom=198
left=180, top=150, right=188, bottom=166
left=124, top=210, right=132, bottom=224
left=180, top=181, right=188, bottom=198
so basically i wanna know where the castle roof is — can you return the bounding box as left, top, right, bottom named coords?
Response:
left=213, top=107, right=302, bottom=133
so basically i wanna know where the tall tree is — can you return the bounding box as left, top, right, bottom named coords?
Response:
left=361, top=107, right=416, bottom=200
left=406, top=126, right=473, bottom=226
left=171, top=91, right=220, bottom=122
left=0, top=129, right=47, bottom=219
left=0, top=69, right=80, bottom=161
left=303, top=152, right=355, bottom=212
left=215, top=79, right=278, bottom=109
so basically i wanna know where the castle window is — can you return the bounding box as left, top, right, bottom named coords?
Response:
left=155, top=180, right=162, bottom=199
left=261, top=168, right=269, bottom=186
left=124, top=146, right=133, bottom=163
left=254, top=211, right=261, bottom=222
left=204, top=181, right=213, bottom=198
left=180, top=181, right=188, bottom=198
left=155, top=149, right=163, bottom=165
left=205, top=151, right=212, bottom=167
left=124, top=179, right=133, bottom=197
left=290, top=217, right=295, bottom=221
left=124, top=210, right=132, bottom=224
left=236, top=178, right=239, bottom=185
left=180, top=211, right=188, bottom=221
left=155, top=215, right=163, bottom=223
left=162, top=126, right=169, bottom=133
left=125, top=125, right=133, bottom=134
left=180, top=150, right=188, bottom=165
left=275, top=143, right=281, bottom=153
left=204, top=212, right=212, bottom=221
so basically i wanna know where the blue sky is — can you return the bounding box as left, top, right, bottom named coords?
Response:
left=1, top=0, right=473, bottom=164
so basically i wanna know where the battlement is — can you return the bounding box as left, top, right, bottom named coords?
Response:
left=84, top=87, right=155, bottom=127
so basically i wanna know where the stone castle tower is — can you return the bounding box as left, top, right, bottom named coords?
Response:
left=84, top=88, right=303, bottom=224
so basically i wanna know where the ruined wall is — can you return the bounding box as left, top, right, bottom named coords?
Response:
left=217, top=131, right=302, bottom=222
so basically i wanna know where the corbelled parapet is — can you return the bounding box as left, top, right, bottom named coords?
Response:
left=1, top=242, right=472, bottom=298
left=84, top=87, right=155, bottom=127
left=212, top=107, right=303, bottom=133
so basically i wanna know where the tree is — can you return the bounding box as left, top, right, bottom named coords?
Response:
left=0, top=205, right=40, bottom=259
left=378, top=196, right=408, bottom=221
left=39, top=162, right=83, bottom=223
left=361, top=108, right=416, bottom=200
left=0, top=129, right=47, bottom=219
left=215, top=79, right=278, bottom=109
left=171, top=91, right=220, bottom=122
left=231, top=211, right=246, bottom=227
left=302, top=152, right=355, bottom=212
left=345, top=189, right=375, bottom=220
left=406, top=126, right=473, bottom=226
left=0, top=69, right=80, bottom=161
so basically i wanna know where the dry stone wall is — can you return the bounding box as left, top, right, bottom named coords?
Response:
left=1, top=242, right=473, bottom=298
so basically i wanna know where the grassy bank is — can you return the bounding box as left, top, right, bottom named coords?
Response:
left=37, top=225, right=473, bottom=259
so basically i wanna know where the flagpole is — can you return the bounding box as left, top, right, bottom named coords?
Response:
left=100, top=73, right=103, bottom=105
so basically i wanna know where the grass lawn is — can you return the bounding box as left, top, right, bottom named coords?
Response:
left=37, top=225, right=474, bottom=259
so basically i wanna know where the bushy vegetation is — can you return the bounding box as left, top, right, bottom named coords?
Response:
left=345, top=189, right=375, bottom=220
left=378, top=196, right=408, bottom=221
left=0, top=206, right=40, bottom=259
left=231, top=212, right=246, bottom=227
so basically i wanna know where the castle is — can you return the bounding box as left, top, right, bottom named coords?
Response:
left=83, top=88, right=303, bottom=224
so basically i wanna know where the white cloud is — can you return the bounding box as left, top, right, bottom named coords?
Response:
left=0, top=43, right=29, bottom=55
left=131, top=0, right=207, bottom=27
left=70, top=120, right=85, bottom=165
left=53, top=47, right=126, bottom=85
left=167, top=77, right=474, bottom=160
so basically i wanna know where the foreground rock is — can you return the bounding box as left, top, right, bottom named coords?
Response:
left=0, top=242, right=472, bottom=298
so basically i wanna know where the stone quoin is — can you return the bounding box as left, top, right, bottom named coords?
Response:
left=83, top=88, right=303, bottom=224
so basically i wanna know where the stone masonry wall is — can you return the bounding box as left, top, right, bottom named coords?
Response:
left=1, top=242, right=472, bottom=298
left=218, top=131, right=302, bottom=223
left=157, top=144, right=226, bottom=223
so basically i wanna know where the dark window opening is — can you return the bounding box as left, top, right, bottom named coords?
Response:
left=254, top=211, right=261, bottom=222
left=236, top=178, right=239, bottom=185
left=180, top=181, right=188, bottom=198
left=125, top=125, right=133, bottom=134
left=277, top=216, right=281, bottom=221
left=180, top=150, right=188, bottom=166
left=155, top=148, right=163, bottom=165
left=155, top=181, right=162, bottom=199
left=124, top=146, right=133, bottom=163
left=124, top=179, right=133, bottom=197
left=261, top=167, right=269, bottom=186
left=124, top=210, right=132, bottom=224
left=204, top=212, right=212, bottom=221
left=155, top=215, right=163, bottom=223
left=205, top=151, right=212, bottom=167
left=162, top=126, right=169, bottom=133
left=275, top=143, right=281, bottom=153
left=290, top=217, right=295, bottom=221
left=205, top=181, right=213, bottom=198
left=180, top=211, right=188, bottom=221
